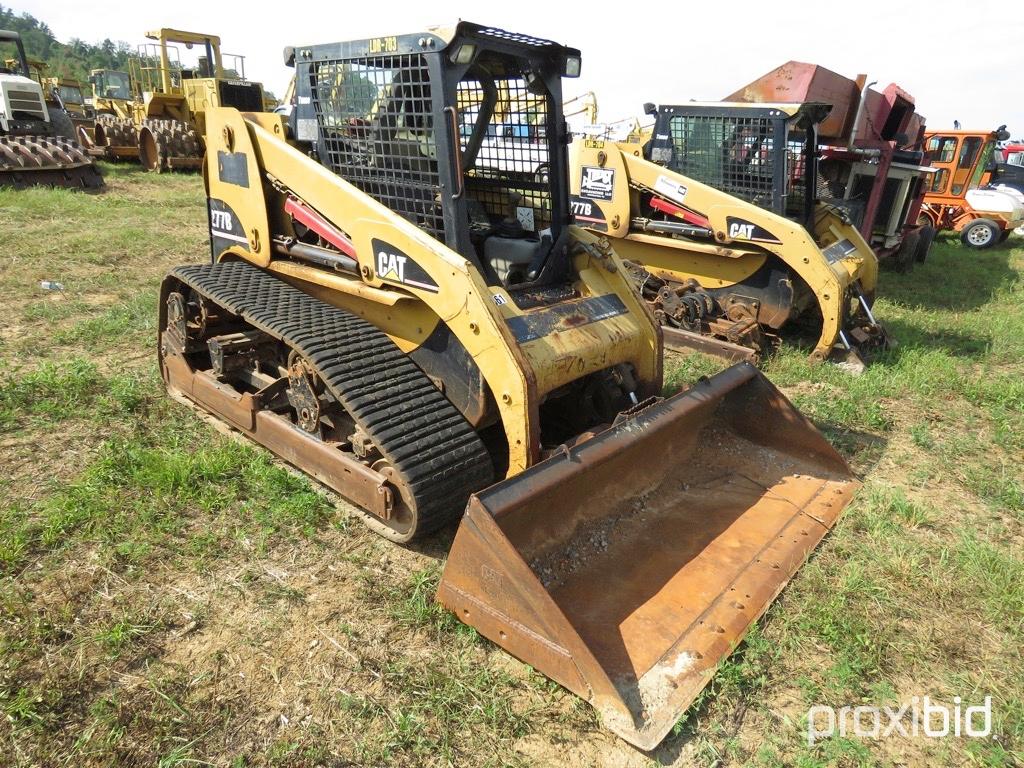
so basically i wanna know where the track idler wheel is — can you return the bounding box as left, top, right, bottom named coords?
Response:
left=280, top=348, right=421, bottom=542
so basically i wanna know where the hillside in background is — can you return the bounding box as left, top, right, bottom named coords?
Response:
left=0, top=5, right=133, bottom=81
left=0, top=6, right=275, bottom=98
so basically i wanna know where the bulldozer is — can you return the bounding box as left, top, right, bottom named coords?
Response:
left=0, top=30, right=103, bottom=189
left=41, top=73, right=93, bottom=140
left=569, top=103, right=887, bottom=366
left=90, top=29, right=266, bottom=170
left=159, top=22, right=859, bottom=748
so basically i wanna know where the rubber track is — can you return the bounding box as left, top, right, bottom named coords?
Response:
left=172, top=261, right=494, bottom=536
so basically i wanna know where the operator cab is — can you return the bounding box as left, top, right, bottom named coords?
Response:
left=0, top=30, right=29, bottom=78
left=288, top=22, right=581, bottom=293
left=644, top=102, right=828, bottom=229
left=90, top=70, right=133, bottom=101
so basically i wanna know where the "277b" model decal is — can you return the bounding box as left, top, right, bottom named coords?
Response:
left=569, top=195, right=608, bottom=231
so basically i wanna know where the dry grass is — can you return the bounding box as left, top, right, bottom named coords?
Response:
left=0, top=165, right=1021, bottom=767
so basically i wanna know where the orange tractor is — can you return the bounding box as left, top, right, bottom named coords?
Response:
left=920, top=127, right=1024, bottom=247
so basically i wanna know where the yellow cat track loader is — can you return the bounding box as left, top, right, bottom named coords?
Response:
left=570, top=103, right=888, bottom=367
left=158, top=23, right=858, bottom=748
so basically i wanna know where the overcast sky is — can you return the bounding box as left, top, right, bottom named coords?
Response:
left=16, top=0, right=1024, bottom=137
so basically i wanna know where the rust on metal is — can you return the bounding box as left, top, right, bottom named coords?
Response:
left=438, top=362, right=858, bottom=749
left=660, top=324, right=760, bottom=363
left=161, top=343, right=394, bottom=520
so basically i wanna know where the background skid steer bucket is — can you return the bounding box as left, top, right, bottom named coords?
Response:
left=437, top=362, right=859, bottom=750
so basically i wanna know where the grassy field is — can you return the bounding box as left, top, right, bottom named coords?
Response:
left=0, top=164, right=1021, bottom=767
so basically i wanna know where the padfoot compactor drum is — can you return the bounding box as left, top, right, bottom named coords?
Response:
left=158, top=22, right=859, bottom=748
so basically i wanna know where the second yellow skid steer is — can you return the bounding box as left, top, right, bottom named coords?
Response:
left=570, top=104, right=888, bottom=367
left=159, top=22, right=859, bottom=748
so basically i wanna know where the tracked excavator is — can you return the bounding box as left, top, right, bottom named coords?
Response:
left=570, top=104, right=887, bottom=366
left=0, top=30, right=103, bottom=189
left=158, top=22, right=859, bottom=748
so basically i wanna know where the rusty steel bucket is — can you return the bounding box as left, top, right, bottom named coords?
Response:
left=437, top=362, right=859, bottom=749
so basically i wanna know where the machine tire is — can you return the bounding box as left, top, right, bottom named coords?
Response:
left=46, top=106, right=77, bottom=141
left=960, top=218, right=999, bottom=249
left=915, top=225, right=936, bottom=263
left=893, top=230, right=919, bottom=273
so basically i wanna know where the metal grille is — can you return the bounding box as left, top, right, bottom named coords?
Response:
left=309, top=54, right=443, bottom=239
left=6, top=89, right=46, bottom=118
left=667, top=115, right=777, bottom=208
left=785, top=136, right=808, bottom=219
left=217, top=80, right=263, bottom=112
left=457, top=77, right=552, bottom=235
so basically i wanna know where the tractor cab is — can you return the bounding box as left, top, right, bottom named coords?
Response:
left=993, top=140, right=1024, bottom=196
left=130, top=28, right=265, bottom=124
left=919, top=126, right=1024, bottom=246
left=923, top=127, right=1008, bottom=200
left=89, top=69, right=134, bottom=103
left=0, top=31, right=50, bottom=132
left=643, top=102, right=829, bottom=229
left=288, top=22, right=582, bottom=290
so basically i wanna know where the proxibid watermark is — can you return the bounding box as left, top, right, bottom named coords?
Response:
left=807, top=696, right=992, bottom=746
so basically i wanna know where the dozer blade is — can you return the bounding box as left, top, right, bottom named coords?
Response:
left=438, top=362, right=858, bottom=750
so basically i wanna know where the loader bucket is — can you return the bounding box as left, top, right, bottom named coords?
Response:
left=437, top=362, right=858, bottom=750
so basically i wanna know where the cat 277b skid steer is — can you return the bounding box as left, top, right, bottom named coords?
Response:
left=570, top=104, right=888, bottom=367
left=158, top=22, right=858, bottom=749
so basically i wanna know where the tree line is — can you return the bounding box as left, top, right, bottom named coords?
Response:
left=1, top=5, right=134, bottom=82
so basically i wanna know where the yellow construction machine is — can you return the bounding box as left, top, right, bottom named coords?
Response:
left=87, top=68, right=141, bottom=159
left=570, top=103, right=888, bottom=366
left=159, top=22, right=859, bottom=748
left=94, top=28, right=266, bottom=170
left=0, top=30, right=102, bottom=189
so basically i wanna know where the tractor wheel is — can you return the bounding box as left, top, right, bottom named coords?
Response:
left=46, top=106, right=77, bottom=141
left=915, top=226, right=936, bottom=263
left=893, top=230, right=919, bottom=273
left=960, top=218, right=999, bottom=249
